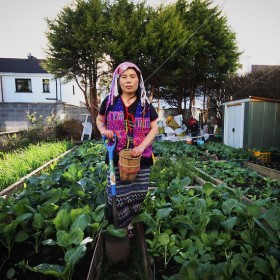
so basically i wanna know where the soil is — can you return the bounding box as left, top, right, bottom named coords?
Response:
left=256, top=161, right=280, bottom=171
left=0, top=241, right=94, bottom=280
left=100, top=226, right=150, bottom=280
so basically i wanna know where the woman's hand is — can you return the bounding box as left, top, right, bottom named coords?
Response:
left=131, top=146, right=145, bottom=157
left=102, top=129, right=114, bottom=139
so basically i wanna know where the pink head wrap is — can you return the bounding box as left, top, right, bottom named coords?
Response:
left=108, top=61, right=149, bottom=108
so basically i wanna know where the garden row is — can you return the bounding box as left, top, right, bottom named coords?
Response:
left=0, top=141, right=114, bottom=279
left=141, top=141, right=280, bottom=279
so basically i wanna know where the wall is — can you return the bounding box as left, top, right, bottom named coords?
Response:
left=0, top=102, right=88, bottom=132
left=0, top=73, right=85, bottom=106
left=247, top=101, right=280, bottom=149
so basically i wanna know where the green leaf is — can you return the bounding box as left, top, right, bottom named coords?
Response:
left=229, top=253, right=244, bottom=276
left=174, top=255, right=185, bottom=264
left=158, top=232, right=169, bottom=246
left=178, top=260, right=199, bottom=280
left=70, top=214, right=91, bottom=232
left=240, top=229, right=253, bottom=244
left=247, top=204, right=262, bottom=218
left=92, top=206, right=105, bottom=223
left=15, top=230, right=29, bottom=242
left=262, top=205, right=280, bottom=231
left=11, top=198, right=30, bottom=216
left=82, top=205, right=92, bottom=215
left=194, top=199, right=206, bottom=215
left=6, top=268, right=15, bottom=279
left=222, top=199, right=238, bottom=216
left=254, top=218, right=278, bottom=244
left=39, top=203, right=57, bottom=218
left=220, top=217, right=237, bottom=231
left=56, top=230, right=70, bottom=248
left=105, top=224, right=127, bottom=238
left=54, top=209, right=70, bottom=231
left=200, top=232, right=208, bottom=243
left=253, top=256, right=271, bottom=275
left=5, top=212, right=33, bottom=233
left=70, top=208, right=83, bottom=223
left=27, top=263, right=65, bottom=277
left=41, top=239, right=57, bottom=246
left=64, top=245, right=87, bottom=267
left=172, top=215, right=193, bottom=225
left=132, top=212, right=154, bottom=225
left=156, top=208, right=173, bottom=219
left=32, top=213, right=44, bottom=229
left=202, top=182, right=214, bottom=196
left=69, top=228, right=84, bottom=245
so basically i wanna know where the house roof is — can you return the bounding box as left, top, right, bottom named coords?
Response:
left=251, top=64, right=279, bottom=73
left=0, top=56, right=48, bottom=74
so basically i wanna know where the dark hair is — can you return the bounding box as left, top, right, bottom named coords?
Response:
left=117, top=67, right=141, bottom=99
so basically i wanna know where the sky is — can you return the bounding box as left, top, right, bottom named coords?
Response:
left=1, top=0, right=280, bottom=72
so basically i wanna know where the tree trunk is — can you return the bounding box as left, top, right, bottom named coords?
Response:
left=177, top=81, right=183, bottom=114
left=149, top=83, right=155, bottom=103
left=188, top=86, right=195, bottom=119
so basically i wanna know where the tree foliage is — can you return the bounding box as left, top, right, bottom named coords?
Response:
left=43, top=0, right=241, bottom=135
left=43, top=0, right=108, bottom=136
left=172, top=0, right=240, bottom=116
left=224, top=66, right=280, bottom=100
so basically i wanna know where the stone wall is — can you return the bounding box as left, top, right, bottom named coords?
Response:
left=0, top=102, right=89, bottom=132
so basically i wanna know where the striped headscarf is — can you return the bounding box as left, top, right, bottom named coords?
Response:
left=108, top=62, right=149, bottom=108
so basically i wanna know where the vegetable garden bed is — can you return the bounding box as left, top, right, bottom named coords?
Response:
left=136, top=181, right=280, bottom=279
left=0, top=141, right=74, bottom=191
left=1, top=139, right=280, bottom=279
left=0, top=141, right=108, bottom=280
left=244, top=162, right=280, bottom=180
left=0, top=146, right=77, bottom=198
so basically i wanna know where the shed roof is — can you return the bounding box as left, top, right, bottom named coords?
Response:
left=223, top=96, right=280, bottom=106
left=0, top=57, right=47, bottom=74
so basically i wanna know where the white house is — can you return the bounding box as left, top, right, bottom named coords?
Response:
left=0, top=54, right=85, bottom=106
left=0, top=54, right=90, bottom=132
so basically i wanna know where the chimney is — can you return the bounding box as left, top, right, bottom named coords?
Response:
left=27, top=53, right=32, bottom=59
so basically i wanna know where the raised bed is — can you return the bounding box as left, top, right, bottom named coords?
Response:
left=244, top=162, right=280, bottom=180
left=0, top=146, right=77, bottom=198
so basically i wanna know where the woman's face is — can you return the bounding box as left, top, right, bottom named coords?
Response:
left=119, top=68, right=139, bottom=95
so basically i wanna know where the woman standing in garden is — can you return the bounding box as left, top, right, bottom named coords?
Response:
left=96, top=61, right=158, bottom=234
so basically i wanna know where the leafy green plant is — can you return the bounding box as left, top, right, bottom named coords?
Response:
left=135, top=177, right=280, bottom=279
left=153, top=140, right=201, bottom=159
left=0, top=140, right=108, bottom=279
left=150, top=157, right=195, bottom=188
left=198, top=142, right=252, bottom=160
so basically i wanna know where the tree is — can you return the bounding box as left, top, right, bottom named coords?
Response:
left=105, top=0, right=190, bottom=107
left=104, top=0, right=151, bottom=68
left=143, top=3, right=190, bottom=106
left=43, top=0, right=108, bottom=138
left=174, top=0, right=241, bottom=119
left=224, top=66, right=280, bottom=100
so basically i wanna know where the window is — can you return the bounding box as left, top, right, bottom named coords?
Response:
left=15, top=79, right=32, bottom=92
left=42, top=79, right=50, bottom=92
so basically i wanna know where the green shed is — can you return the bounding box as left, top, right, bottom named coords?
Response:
left=223, top=97, right=280, bottom=149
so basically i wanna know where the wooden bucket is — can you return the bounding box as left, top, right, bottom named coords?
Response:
left=118, top=149, right=141, bottom=182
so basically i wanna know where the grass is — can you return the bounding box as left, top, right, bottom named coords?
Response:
left=0, top=140, right=73, bottom=190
